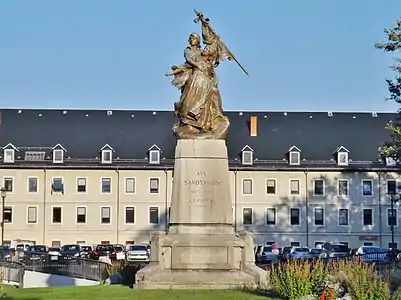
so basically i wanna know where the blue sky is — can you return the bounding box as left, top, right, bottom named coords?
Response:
left=1, top=0, right=400, bottom=111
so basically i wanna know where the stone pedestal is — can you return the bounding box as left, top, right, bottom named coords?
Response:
left=135, top=140, right=266, bottom=289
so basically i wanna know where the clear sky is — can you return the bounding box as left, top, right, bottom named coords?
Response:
left=1, top=0, right=400, bottom=112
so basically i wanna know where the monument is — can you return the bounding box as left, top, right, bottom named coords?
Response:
left=135, top=10, right=266, bottom=289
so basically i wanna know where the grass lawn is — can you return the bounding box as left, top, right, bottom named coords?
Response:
left=1, top=285, right=281, bottom=300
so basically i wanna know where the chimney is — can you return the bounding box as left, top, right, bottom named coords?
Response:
left=250, top=115, right=258, bottom=137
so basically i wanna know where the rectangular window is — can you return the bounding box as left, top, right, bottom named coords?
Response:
left=388, top=209, right=397, bottom=227
left=149, top=150, right=160, bottom=164
left=28, top=177, right=38, bottom=193
left=149, top=178, right=159, bottom=194
left=3, top=207, right=12, bottom=223
left=125, top=207, right=135, bottom=224
left=27, top=206, right=37, bottom=223
left=76, top=207, right=86, bottom=224
left=387, top=180, right=397, bottom=194
left=290, top=208, right=300, bottom=226
left=125, top=178, right=136, bottom=194
left=242, top=179, right=253, bottom=195
left=315, top=242, right=324, bottom=248
left=362, top=180, right=373, bottom=196
left=3, top=178, right=13, bottom=192
left=76, top=241, right=86, bottom=245
left=363, top=242, right=373, bottom=246
left=338, top=180, right=349, bottom=196
left=52, top=207, right=62, bottom=223
left=290, top=179, right=300, bottom=195
left=51, top=178, right=64, bottom=193
left=314, top=208, right=324, bottom=226
left=290, top=242, right=300, bottom=247
left=313, top=180, right=324, bottom=196
left=338, top=209, right=349, bottom=226
left=339, top=242, right=349, bottom=247
left=266, top=179, right=276, bottom=195
left=389, top=242, right=398, bottom=249
left=77, top=178, right=86, bottom=193
left=101, top=207, right=111, bottom=224
left=242, top=208, right=253, bottom=225
left=149, top=207, right=159, bottom=224
left=53, top=149, right=63, bottom=162
left=4, top=149, right=14, bottom=163
left=363, top=209, right=373, bottom=226
left=266, top=208, right=276, bottom=225
left=101, top=178, right=111, bottom=193
left=52, top=241, right=61, bottom=247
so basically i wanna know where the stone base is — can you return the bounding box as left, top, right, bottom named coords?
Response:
left=135, top=230, right=266, bottom=289
left=135, top=140, right=266, bottom=289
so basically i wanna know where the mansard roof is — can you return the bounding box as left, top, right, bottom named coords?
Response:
left=0, top=109, right=396, bottom=170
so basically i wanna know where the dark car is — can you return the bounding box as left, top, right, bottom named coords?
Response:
left=59, top=244, right=81, bottom=260
left=0, top=246, right=10, bottom=260
left=90, top=245, right=114, bottom=260
left=25, top=245, right=48, bottom=264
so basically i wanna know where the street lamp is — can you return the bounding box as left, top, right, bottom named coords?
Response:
left=387, top=191, right=400, bottom=257
left=0, top=187, right=6, bottom=247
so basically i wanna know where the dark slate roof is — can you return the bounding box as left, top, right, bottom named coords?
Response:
left=0, top=109, right=397, bottom=170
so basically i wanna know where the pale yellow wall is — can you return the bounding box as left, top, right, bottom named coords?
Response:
left=0, top=168, right=399, bottom=248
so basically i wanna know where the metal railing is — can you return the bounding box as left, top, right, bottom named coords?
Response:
left=23, top=256, right=109, bottom=281
left=0, top=260, right=24, bottom=287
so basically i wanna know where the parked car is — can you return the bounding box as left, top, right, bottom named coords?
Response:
left=79, top=245, right=93, bottom=259
left=90, top=245, right=114, bottom=261
left=324, top=244, right=350, bottom=259
left=356, top=246, right=390, bottom=262
left=111, top=244, right=126, bottom=261
left=126, top=244, right=150, bottom=262
left=309, top=248, right=326, bottom=259
left=59, top=244, right=81, bottom=260
left=288, top=247, right=313, bottom=260
left=48, top=247, right=61, bottom=261
left=0, top=246, right=10, bottom=260
left=25, top=245, right=48, bottom=263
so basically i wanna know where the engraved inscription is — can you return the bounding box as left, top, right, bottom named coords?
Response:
left=184, top=171, right=219, bottom=206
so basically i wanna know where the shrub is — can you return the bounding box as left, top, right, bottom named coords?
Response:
left=269, top=259, right=328, bottom=300
left=329, top=259, right=401, bottom=300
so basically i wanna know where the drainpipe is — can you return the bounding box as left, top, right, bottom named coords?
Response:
left=164, top=169, right=169, bottom=232
left=115, top=169, right=120, bottom=244
left=304, top=170, right=309, bottom=247
left=378, top=171, right=383, bottom=247
left=234, top=168, right=238, bottom=233
left=42, top=168, right=47, bottom=244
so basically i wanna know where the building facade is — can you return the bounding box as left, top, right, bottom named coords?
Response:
left=0, top=109, right=399, bottom=248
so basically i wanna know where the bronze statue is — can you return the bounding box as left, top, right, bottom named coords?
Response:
left=166, top=10, right=248, bottom=140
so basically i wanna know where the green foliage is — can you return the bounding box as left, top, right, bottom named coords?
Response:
left=269, top=258, right=401, bottom=300
left=269, top=259, right=327, bottom=300
left=376, top=18, right=401, bottom=157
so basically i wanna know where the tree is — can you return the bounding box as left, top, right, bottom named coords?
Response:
left=375, top=19, right=401, bottom=158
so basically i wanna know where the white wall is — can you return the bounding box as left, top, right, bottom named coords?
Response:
left=23, top=271, right=99, bottom=288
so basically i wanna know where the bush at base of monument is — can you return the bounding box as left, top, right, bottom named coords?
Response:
left=268, top=258, right=401, bottom=300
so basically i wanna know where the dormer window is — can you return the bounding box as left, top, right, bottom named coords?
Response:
left=241, top=145, right=254, bottom=165
left=288, top=145, right=301, bottom=165
left=335, top=146, right=350, bottom=166
left=148, top=144, right=161, bottom=165
left=52, top=143, right=66, bottom=164
left=2, top=143, right=18, bottom=163
left=100, top=144, right=113, bottom=164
